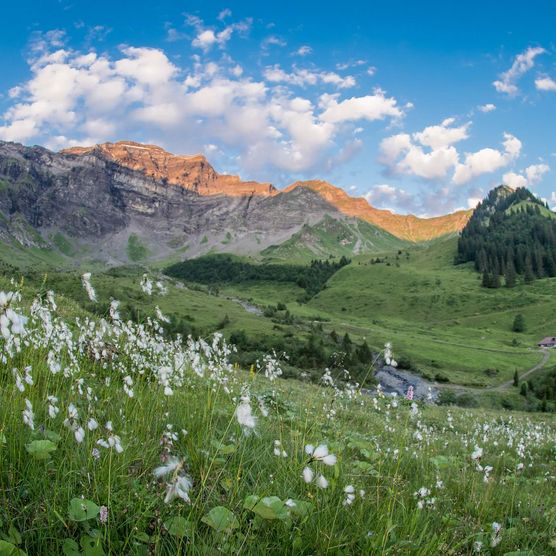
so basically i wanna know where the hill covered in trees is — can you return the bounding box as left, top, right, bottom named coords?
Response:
left=456, top=186, right=556, bottom=287
left=165, top=254, right=350, bottom=299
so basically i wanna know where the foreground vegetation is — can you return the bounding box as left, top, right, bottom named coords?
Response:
left=0, top=279, right=555, bottom=554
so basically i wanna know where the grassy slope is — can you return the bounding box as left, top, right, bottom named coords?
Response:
left=1, top=234, right=554, bottom=390
left=1, top=296, right=555, bottom=554
left=222, top=237, right=550, bottom=387
left=261, top=215, right=408, bottom=263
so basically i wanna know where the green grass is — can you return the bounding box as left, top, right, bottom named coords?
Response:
left=262, top=215, right=407, bottom=263
left=127, top=234, right=150, bottom=262
left=0, top=284, right=555, bottom=554
left=222, top=238, right=551, bottom=387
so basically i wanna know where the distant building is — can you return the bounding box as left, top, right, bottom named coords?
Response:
left=538, top=336, right=556, bottom=347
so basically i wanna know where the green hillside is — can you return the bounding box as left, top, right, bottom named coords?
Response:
left=261, top=215, right=408, bottom=262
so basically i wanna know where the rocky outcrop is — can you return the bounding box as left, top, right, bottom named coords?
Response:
left=284, top=180, right=472, bottom=242
left=0, top=139, right=472, bottom=264
left=63, top=141, right=276, bottom=197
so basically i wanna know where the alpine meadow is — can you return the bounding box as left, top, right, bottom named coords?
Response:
left=1, top=1, right=556, bottom=555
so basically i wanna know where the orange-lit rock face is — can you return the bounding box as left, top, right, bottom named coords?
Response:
left=62, top=141, right=277, bottom=197
left=283, top=181, right=471, bottom=242
left=63, top=142, right=471, bottom=242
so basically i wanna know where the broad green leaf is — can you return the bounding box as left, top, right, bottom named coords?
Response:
left=25, top=440, right=57, bottom=460
left=61, top=539, right=80, bottom=556
left=133, top=532, right=150, bottom=544
left=80, top=535, right=105, bottom=556
left=243, top=496, right=289, bottom=521
left=0, top=540, right=26, bottom=556
left=5, top=527, right=21, bottom=546
left=201, top=506, right=239, bottom=533
left=68, top=499, right=100, bottom=522
left=164, top=516, right=193, bottom=538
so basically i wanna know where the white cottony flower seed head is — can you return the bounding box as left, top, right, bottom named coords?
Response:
left=316, top=474, right=329, bottom=489
left=302, top=466, right=314, bottom=483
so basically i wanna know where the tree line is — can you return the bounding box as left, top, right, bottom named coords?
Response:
left=456, top=187, right=556, bottom=288
left=165, top=254, right=351, bottom=299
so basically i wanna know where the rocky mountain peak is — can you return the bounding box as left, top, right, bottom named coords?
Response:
left=62, top=141, right=277, bottom=197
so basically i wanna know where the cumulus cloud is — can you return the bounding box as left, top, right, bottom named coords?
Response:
left=503, top=163, right=550, bottom=189
left=186, top=14, right=251, bottom=52
left=493, top=46, right=545, bottom=95
left=478, top=103, right=496, bottom=113
left=319, top=90, right=403, bottom=123
left=0, top=39, right=403, bottom=179
left=535, top=76, right=556, bottom=91
left=380, top=119, right=522, bottom=186
left=452, top=133, right=521, bottom=185
left=379, top=119, right=468, bottom=180
left=264, top=65, right=356, bottom=89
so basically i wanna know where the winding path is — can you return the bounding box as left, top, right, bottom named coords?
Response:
left=442, top=348, right=552, bottom=394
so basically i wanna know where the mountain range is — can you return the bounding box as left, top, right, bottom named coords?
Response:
left=0, top=140, right=471, bottom=264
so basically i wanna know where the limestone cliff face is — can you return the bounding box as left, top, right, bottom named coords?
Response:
left=62, top=141, right=277, bottom=197
left=62, top=142, right=470, bottom=243
left=0, top=139, right=472, bottom=263
left=284, top=180, right=472, bottom=242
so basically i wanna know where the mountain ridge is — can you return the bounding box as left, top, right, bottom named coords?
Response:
left=62, top=140, right=471, bottom=242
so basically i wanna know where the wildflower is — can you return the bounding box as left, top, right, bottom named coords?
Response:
left=88, top=418, right=99, bottom=431
left=155, top=306, right=170, bottom=323
left=109, top=300, right=120, bottom=321
left=305, top=444, right=337, bottom=466
left=92, top=448, right=101, bottom=460
left=75, top=427, right=85, bottom=443
left=99, top=506, right=108, bottom=524
left=473, top=540, right=483, bottom=553
left=302, top=467, right=314, bottom=483
left=81, top=273, right=97, bottom=302
left=343, top=484, right=356, bottom=506
left=22, top=399, right=34, bottom=430
left=140, top=274, right=153, bottom=296
left=153, top=456, right=193, bottom=504
left=405, top=385, right=414, bottom=401
left=235, top=393, right=256, bottom=435
left=490, top=522, right=502, bottom=547
left=47, top=395, right=59, bottom=418
left=273, top=440, right=287, bottom=458
left=316, top=474, right=329, bottom=489
left=471, top=446, right=483, bottom=462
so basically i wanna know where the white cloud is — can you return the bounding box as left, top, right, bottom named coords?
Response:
left=452, top=133, right=521, bottom=185
left=218, top=9, right=232, bottom=21
left=535, top=76, right=556, bottom=91
left=295, top=45, right=312, bottom=56
left=379, top=119, right=467, bottom=180
left=0, top=40, right=403, bottom=178
left=413, top=117, right=469, bottom=149
left=365, top=184, right=417, bottom=212
left=186, top=15, right=251, bottom=52
left=478, top=103, right=496, bottom=113
left=493, top=46, right=545, bottom=95
left=319, top=90, right=403, bottom=123
left=264, top=65, right=356, bottom=89
left=262, top=35, right=287, bottom=49
left=380, top=119, right=522, bottom=185
left=503, top=163, right=550, bottom=189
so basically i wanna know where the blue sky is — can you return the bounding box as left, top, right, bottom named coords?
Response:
left=0, top=0, right=555, bottom=215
